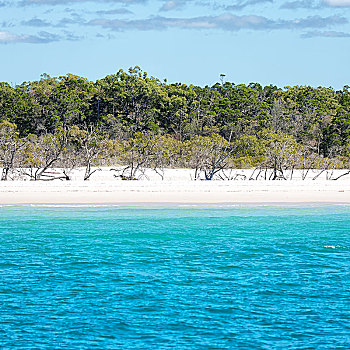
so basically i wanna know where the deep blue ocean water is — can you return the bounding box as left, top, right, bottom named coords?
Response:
left=0, top=205, right=350, bottom=349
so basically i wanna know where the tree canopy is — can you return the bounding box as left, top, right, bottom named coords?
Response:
left=1, top=67, right=350, bottom=180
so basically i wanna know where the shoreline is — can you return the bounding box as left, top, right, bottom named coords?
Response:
left=1, top=203, right=349, bottom=208
left=1, top=180, right=350, bottom=205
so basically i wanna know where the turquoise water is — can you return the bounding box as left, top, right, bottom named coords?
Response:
left=0, top=205, right=350, bottom=349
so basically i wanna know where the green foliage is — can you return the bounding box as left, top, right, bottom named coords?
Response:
left=97, top=67, right=169, bottom=136
left=185, top=133, right=232, bottom=180
left=0, top=121, right=22, bottom=180
left=2, top=67, right=350, bottom=178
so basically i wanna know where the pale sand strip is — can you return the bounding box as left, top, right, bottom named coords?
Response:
left=1, top=180, right=350, bottom=204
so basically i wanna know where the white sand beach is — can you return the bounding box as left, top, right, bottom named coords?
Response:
left=1, top=168, right=350, bottom=205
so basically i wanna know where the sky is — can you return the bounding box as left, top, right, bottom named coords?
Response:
left=0, top=0, right=350, bottom=88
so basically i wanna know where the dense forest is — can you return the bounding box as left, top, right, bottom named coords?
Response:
left=1, top=66, right=350, bottom=181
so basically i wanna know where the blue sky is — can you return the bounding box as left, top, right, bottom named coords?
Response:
left=1, top=0, right=350, bottom=88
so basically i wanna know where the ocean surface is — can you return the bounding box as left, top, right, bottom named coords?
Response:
left=0, top=205, right=350, bottom=349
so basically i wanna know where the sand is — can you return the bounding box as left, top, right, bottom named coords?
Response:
left=1, top=167, right=350, bottom=205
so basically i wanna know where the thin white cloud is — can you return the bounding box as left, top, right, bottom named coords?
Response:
left=0, top=31, right=25, bottom=43
left=21, top=18, right=51, bottom=26
left=19, top=0, right=145, bottom=5
left=63, top=30, right=84, bottom=40
left=0, top=30, right=62, bottom=43
left=96, top=8, right=133, bottom=15
left=160, top=0, right=185, bottom=11
left=89, top=14, right=273, bottom=31
left=282, top=0, right=350, bottom=8
left=281, top=1, right=321, bottom=9
left=302, top=30, right=350, bottom=37
left=225, top=0, right=273, bottom=11
left=88, top=14, right=347, bottom=32
left=323, top=0, right=350, bottom=6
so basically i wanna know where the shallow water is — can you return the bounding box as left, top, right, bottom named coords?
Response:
left=0, top=205, right=350, bottom=349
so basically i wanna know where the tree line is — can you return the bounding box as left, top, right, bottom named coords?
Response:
left=1, top=66, right=350, bottom=180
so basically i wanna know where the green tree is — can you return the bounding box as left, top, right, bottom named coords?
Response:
left=186, top=133, right=233, bottom=180
left=0, top=121, right=25, bottom=180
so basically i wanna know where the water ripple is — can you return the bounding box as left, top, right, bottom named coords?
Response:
left=0, top=206, right=350, bottom=349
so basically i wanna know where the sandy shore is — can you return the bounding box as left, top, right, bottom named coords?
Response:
left=1, top=179, right=350, bottom=205
left=1, top=167, right=350, bottom=205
